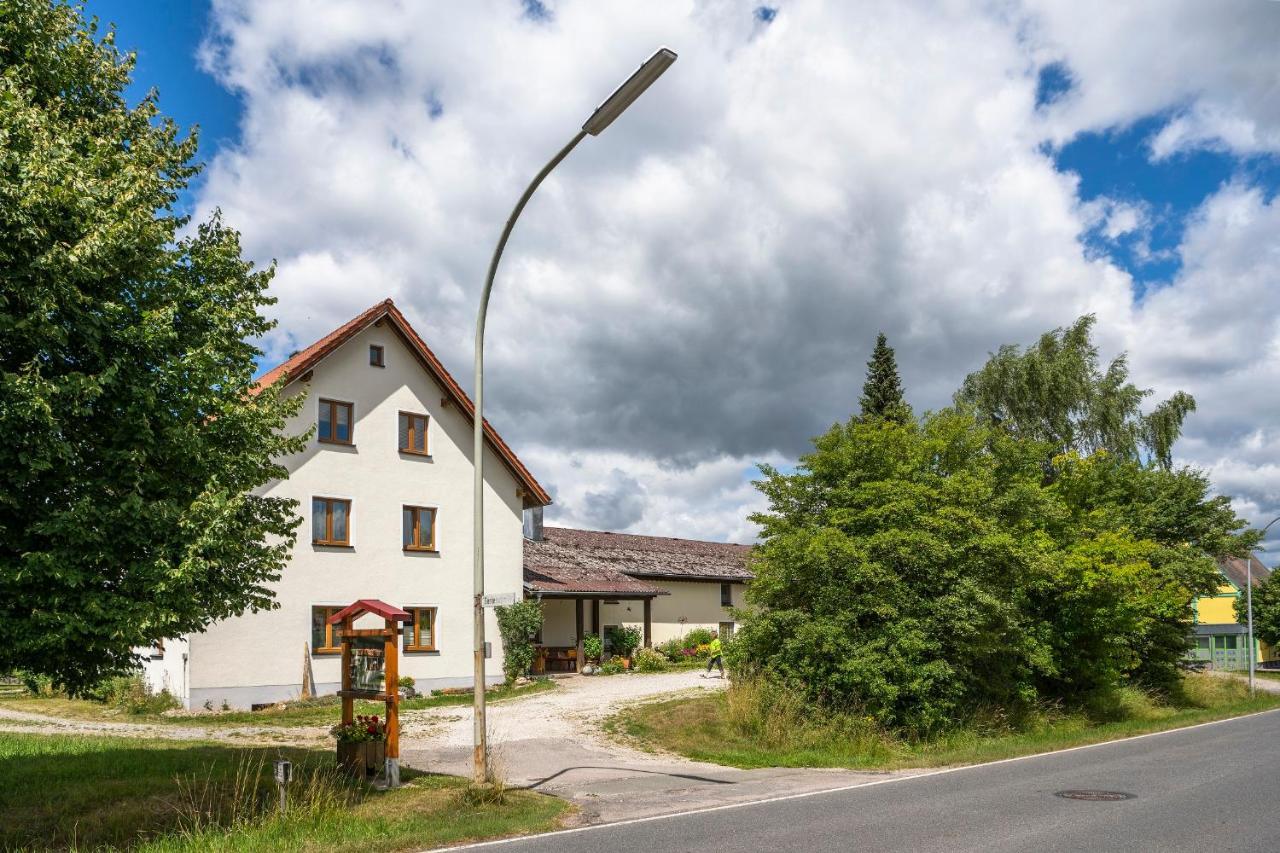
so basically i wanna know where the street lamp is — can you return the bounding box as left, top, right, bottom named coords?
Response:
left=470, top=47, right=677, bottom=783
left=1247, top=515, right=1280, bottom=696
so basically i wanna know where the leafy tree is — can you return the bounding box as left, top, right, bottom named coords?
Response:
left=1240, top=566, right=1280, bottom=648
left=859, top=332, right=908, bottom=422
left=495, top=600, right=544, bottom=684
left=0, top=2, right=304, bottom=691
left=955, top=315, right=1195, bottom=470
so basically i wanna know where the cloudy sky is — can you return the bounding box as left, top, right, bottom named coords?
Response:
left=103, top=0, right=1280, bottom=553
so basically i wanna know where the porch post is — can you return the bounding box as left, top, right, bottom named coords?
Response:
left=574, top=597, right=584, bottom=673
left=592, top=599, right=602, bottom=650
left=643, top=598, right=652, bottom=648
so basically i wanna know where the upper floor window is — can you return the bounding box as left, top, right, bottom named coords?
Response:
left=403, top=606, right=438, bottom=652
left=312, top=497, right=351, bottom=546
left=318, top=399, right=353, bottom=445
left=369, top=344, right=385, bottom=367
left=721, top=583, right=732, bottom=607
left=311, top=605, right=342, bottom=655
left=398, top=412, right=429, bottom=455
left=403, top=505, right=436, bottom=551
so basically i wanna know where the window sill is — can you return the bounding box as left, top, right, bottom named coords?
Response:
left=404, top=648, right=440, bottom=655
left=312, top=650, right=342, bottom=657
left=399, top=450, right=432, bottom=460
left=313, top=543, right=355, bottom=550
left=317, top=438, right=355, bottom=447
left=404, top=547, right=439, bottom=555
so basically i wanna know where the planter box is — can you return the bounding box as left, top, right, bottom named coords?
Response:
left=337, top=740, right=386, bottom=777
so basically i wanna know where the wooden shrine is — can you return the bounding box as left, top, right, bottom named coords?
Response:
left=328, top=599, right=412, bottom=787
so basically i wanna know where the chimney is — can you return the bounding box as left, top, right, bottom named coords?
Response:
left=523, top=506, right=544, bottom=541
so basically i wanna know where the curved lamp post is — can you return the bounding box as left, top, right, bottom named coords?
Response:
left=471, top=48, right=677, bottom=782
left=1248, top=515, right=1280, bottom=696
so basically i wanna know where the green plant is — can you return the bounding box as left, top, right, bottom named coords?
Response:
left=582, top=634, right=603, bottom=661
left=398, top=676, right=416, bottom=690
left=598, top=659, right=624, bottom=676
left=683, top=627, right=715, bottom=647
left=494, top=600, right=544, bottom=684
left=81, top=674, right=178, bottom=715
left=607, top=626, right=643, bottom=658
left=633, top=647, right=669, bottom=673
left=330, top=714, right=387, bottom=744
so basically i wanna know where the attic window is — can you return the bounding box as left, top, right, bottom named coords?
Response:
left=369, top=344, right=385, bottom=367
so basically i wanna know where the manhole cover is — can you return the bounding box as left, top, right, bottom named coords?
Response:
left=1055, top=790, right=1135, bottom=802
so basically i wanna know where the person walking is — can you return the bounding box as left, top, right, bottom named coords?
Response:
left=702, top=631, right=724, bottom=678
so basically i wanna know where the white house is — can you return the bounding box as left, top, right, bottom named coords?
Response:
left=145, top=299, right=551, bottom=709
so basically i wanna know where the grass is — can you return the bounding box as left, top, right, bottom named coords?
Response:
left=607, top=672, right=1280, bottom=771
left=0, top=679, right=556, bottom=729
left=0, top=731, right=569, bottom=851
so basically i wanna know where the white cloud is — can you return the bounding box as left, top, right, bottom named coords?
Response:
left=197, top=0, right=1280, bottom=551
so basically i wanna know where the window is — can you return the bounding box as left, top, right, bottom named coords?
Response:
left=403, top=607, right=438, bottom=652
left=719, top=621, right=736, bottom=640
left=398, top=412, right=429, bottom=455
left=312, top=497, right=351, bottom=546
left=311, top=606, right=342, bottom=655
left=1215, top=635, right=1239, bottom=651
left=369, top=344, right=384, bottom=367
left=403, top=505, right=436, bottom=551
left=318, top=399, right=353, bottom=444
left=720, top=583, right=732, bottom=607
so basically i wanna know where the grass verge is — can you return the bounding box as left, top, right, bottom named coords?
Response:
left=606, top=672, right=1280, bottom=771
left=0, top=679, right=555, bottom=729
left=0, top=731, right=569, bottom=851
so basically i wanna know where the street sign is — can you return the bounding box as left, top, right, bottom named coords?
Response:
left=481, top=592, right=521, bottom=608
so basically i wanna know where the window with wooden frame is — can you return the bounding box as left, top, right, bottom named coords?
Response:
left=398, top=411, right=429, bottom=455
left=720, top=582, right=732, bottom=607
left=318, top=399, right=354, bottom=444
left=312, top=497, right=351, bottom=546
left=402, top=505, right=436, bottom=551
left=369, top=344, right=385, bottom=367
left=311, top=606, right=343, bottom=655
left=403, top=606, right=438, bottom=652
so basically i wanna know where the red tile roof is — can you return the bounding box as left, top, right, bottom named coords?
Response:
left=525, top=526, right=754, bottom=583
left=253, top=299, right=551, bottom=507
left=327, top=599, right=412, bottom=624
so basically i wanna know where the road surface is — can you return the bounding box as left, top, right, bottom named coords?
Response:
left=453, top=708, right=1280, bottom=852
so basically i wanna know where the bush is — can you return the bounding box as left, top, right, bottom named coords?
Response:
left=684, top=627, right=715, bottom=646
left=582, top=634, right=603, bottom=661
left=633, top=647, right=669, bottom=673
left=494, top=600, right=543, bottom=685
left=81, top=674, right=179, bottom=715
left=607, top=625, right=642, bottom=658
left=598, top=659, right=624, bottom=676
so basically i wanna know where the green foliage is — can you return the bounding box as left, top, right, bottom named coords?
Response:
left=1240, top=568, right=1280, bottom=647
left=0, top=1, right=305, bottom=691
left=955, top=315, right=1195, bottom=471
left=494, top=600, right=543, bottom=685
left=597, top=659, right=624, bottom=675
left=82, top=674, right=178, bottom=715
left=683, top=627, right=715, bottom=646
left=859, top=332, right=909, bottom=423
left=606, top=625, right=642, bottom=658
left=582, top=634, right=603, bottom=661
left=735, top=394, right=1250, bottom=735
left=633, top=647, right=669, bottom=673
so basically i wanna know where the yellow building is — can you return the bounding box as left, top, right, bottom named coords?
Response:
left=1191, top=554, right=1273, bottom=670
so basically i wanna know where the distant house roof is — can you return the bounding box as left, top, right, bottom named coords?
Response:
left=252, top=298, right=550, bottom=508
left=524, top=526, right=754, bottom=588
left=1219, top=554, right=1272, bottom=591
left=523, top=563, right=667, bottom=598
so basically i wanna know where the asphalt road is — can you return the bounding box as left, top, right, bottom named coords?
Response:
left=456, top=708, right=1280, bottom=853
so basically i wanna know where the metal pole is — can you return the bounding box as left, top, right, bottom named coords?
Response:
left=473, top=130, right=586, bottom=783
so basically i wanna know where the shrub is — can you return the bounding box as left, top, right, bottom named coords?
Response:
left=494, top=600, right=543, bottom=685
left=598, top=659, right=624, bottom=676
left=633, top=647, right=668, bottom=673
left=684, top=627, right=715, bottom=646
left=582, top=634, right=603, bottom=661
left=81, top=673, right=179, bottom=715
left=607, top=625, right=642, bottom=658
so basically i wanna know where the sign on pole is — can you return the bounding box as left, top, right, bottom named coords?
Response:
left=481, top=592, right=521, bottom=608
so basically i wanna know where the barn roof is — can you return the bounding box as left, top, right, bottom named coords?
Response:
left=524, top=526, right=753, bottom=584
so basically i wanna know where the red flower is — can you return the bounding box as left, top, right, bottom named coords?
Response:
left=371, top=715, right=379, bottom=723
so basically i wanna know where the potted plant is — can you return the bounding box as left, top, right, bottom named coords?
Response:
left=332, top=713, right=387, bottom=777
left=607, top=626, right=643, bottom=669
left=582, top=634, right=603, bottom=665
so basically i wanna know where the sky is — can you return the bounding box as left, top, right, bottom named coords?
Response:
left=92, top=0, right=1280, bottom=556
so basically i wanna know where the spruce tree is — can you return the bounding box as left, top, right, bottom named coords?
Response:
left=859, top=332, right=906, bottom=420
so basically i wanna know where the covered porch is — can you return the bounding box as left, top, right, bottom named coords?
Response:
left=524, top=565, right=666, bottom=674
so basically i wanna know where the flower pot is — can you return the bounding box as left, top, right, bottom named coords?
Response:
left=336, top=740, right=386, bottom=777
left=620, top=658, right=632, bottom=670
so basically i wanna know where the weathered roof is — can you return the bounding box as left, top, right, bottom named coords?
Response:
left=525, top=526, right=753, bottom=583
left=523, top=563, right=667, bottom=597
left=253, top=298, right=551, bottom=507
left=1219, top=554, right=1272, bottom=591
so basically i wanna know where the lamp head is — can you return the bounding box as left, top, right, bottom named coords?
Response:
left=582, top=47, right=677, bottom=136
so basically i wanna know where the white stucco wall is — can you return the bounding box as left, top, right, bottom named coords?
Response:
left=535, top=579, right=748, bottom=652
left=184, top=322, right=527, bottom=709
left=139, top=637, right=189, bottom=703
